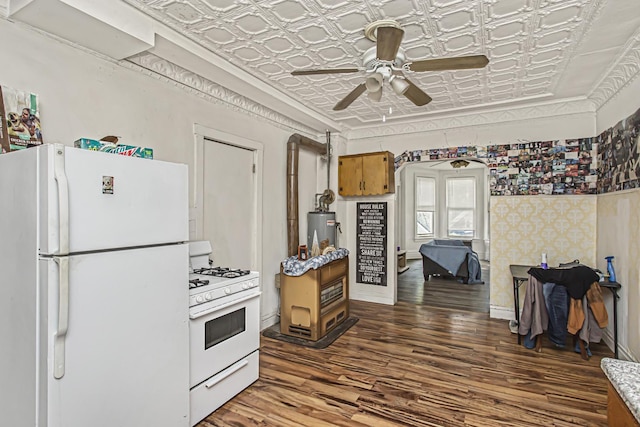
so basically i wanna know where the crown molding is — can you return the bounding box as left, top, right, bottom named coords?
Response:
left=125, top=53, right=320, bottom=139
left=589, top=28, right=640, bottom=109
left=345, top=98, right=596, bottom=140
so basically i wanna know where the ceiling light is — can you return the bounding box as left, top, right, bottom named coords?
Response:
left=365, top=72, right=384, bottom=92
left=451, top=159, right=470, bottom=168
left=390, top=76, right=410, bottom=95
left=367, top=88, right=382, bottom=101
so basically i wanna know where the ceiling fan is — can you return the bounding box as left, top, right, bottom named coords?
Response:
left=291, top=20, right=489, bottom=111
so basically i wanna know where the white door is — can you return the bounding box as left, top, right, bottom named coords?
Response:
left=203, top=140, right=255, bottom=268
left=42, top=244, right=189, bottom=427
left=39, top=145, right=188, bottom=255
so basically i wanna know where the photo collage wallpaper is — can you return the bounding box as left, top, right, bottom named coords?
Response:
left=394, top=106, right=640, bottom=196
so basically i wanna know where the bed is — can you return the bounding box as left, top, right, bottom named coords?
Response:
left=419, top=240, right=483, bottom=284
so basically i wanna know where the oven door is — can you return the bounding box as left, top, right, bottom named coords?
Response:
left=189, top=292, right=261, bottom=387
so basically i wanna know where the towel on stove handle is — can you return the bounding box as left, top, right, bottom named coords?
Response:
left=281, top=248, right=349, bottom=277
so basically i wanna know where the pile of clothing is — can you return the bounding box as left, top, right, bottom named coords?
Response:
left=518, top=265, right=608, bottom=359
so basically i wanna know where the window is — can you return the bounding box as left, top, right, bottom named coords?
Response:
left=415, top=176, right=435, bottom=237
left=446, top=177, right=475, bottom=238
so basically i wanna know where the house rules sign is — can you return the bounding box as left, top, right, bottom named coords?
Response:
left=356, top=202, right=387, bottom=286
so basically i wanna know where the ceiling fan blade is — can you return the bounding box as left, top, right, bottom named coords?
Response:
left=333, top=83, right=367, bottom=111
left=377, top=26, right=404, bottom=61
left=403, top=79, right=432, bottom=106
left=407, top=55, right=489, bottom=72
left=291, top=68, right=359, bottom=76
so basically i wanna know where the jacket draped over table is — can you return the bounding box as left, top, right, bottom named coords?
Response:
left=518, top=275, right=608, bottom=345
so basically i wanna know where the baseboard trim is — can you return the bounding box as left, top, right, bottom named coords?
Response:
left=490, top=305, right=515, bottom=321
left=261, top=312, right=279, bottom=331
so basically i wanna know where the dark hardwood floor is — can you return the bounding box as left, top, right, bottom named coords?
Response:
left=202, top=296, right=613, bottom=426
left=398, top=259, right=490, bottom=313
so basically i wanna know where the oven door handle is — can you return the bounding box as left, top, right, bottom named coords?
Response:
left=205, top=359, right=249, bottom=389
left=189, top=292, right=261, bottom=320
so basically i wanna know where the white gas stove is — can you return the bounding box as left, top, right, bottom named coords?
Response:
left=188, top=241, right=260, bottom=311
left=187, top=241, right=260, bottom=426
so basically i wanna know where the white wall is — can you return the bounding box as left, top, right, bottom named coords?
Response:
left=0, top=18, right=324, bottom=330
left=596, top=76, right=640, bottom=361
left=596, top=75, right=640, bottom=134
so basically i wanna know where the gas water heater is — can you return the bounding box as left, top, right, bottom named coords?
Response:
left=307, top=211, right=337, bottom=252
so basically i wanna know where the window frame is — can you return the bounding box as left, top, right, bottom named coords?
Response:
left=415, top=175, right=436, bottom=239
left=445, top=176, right=477, bottom=239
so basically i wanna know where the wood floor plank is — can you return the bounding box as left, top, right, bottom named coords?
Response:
left=198, top=261, right=612, bottom=427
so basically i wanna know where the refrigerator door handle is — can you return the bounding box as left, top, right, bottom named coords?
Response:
left=53, top=256, right=70, bottom=379
left=53, top=144, right=70, bottom=255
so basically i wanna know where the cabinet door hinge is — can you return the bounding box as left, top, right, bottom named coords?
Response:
left=252, top=164, right=256, bottom=173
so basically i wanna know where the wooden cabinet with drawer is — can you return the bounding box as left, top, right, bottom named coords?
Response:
left=338, top=151, right=395, bottom=196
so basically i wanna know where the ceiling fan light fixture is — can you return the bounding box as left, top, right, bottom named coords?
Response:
left=451, top=159, right=470, bottom=168
left=367, top=87, right=382, bottom=101
left=390, top=76, right=410, bottom=95
left=365, top=72, right=384, bottom=92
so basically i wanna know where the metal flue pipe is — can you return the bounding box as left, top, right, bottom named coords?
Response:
left=286, top=134, right=327, bottom=257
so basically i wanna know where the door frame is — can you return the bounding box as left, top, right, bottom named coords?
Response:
left=192, top=123, right=263, bottom=272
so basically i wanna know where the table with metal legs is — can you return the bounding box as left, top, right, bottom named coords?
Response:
left=509, top=264, right=621, bottom=358
left=509, top=265, right=533, bottom=345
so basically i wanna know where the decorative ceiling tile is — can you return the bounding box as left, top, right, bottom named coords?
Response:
left=123, top=0, right=640, bottom=130
left=201, top=0, right=239, bottom=13
left=490, top=42, right=522, bottom=57
left=489, top=21, right=526, bottom=40
left=333, top=10, right=372, bottom=34
left=263, top=36, right=295, bottom=54
left=231, top=45, right=264, bottom=62
left=296, top=24, right=332, bottom=44
left=488, top=0, right=531, bottom=19
left=436, top=9, right=476, bottom=32
left=165, top=1, right=205, bottom=24
left=489, top=58, right=519, bottom=71
left=431, top=0, right=467, bottom=8
left=442, top=34, right=477, bottom=50
left=539, top=5, right=582, bottom=28
left=235, top=13, right=271, bottom=35
left=534, top=30, right=571, bottom=48
left=379, top=0, right=418, bottom=20
left=269, top=0, right=310, bottom=23
left=202, top=27, right=236, bottom=45
left=529, top=48, right=563, bottom=64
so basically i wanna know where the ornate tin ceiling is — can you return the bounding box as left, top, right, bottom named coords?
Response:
left=124, top=0, right=640, bottom=128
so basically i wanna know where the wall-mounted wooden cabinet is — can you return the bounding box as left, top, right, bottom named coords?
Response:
left=338, top=151, right=395, bottom=196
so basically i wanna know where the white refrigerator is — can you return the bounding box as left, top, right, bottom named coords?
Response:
left=0, top=144, right=190, bottom=427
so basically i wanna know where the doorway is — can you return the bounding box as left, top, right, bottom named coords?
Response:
left=396, top=159, right=490, bottom=312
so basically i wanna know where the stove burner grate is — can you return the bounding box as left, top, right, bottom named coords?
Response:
left=192, top=267, right=251, bottom=278
left=189, top=278, right=210, bottom=289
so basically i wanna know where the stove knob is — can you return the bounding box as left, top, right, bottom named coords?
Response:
left=205, top=293, right=212, bottom=300
left=224, top=288, right=231, bottom=294
left=195, top=295, right=204, bottom=303
left=242, top=283, right=248, bottom=289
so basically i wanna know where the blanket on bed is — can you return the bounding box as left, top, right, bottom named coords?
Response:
left=419, top=240, right=483, bottom=284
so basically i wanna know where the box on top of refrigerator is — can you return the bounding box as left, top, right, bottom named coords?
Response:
left=0, top=85, right=44, bottom=153
left=74, top=138, right=153, bottom=159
